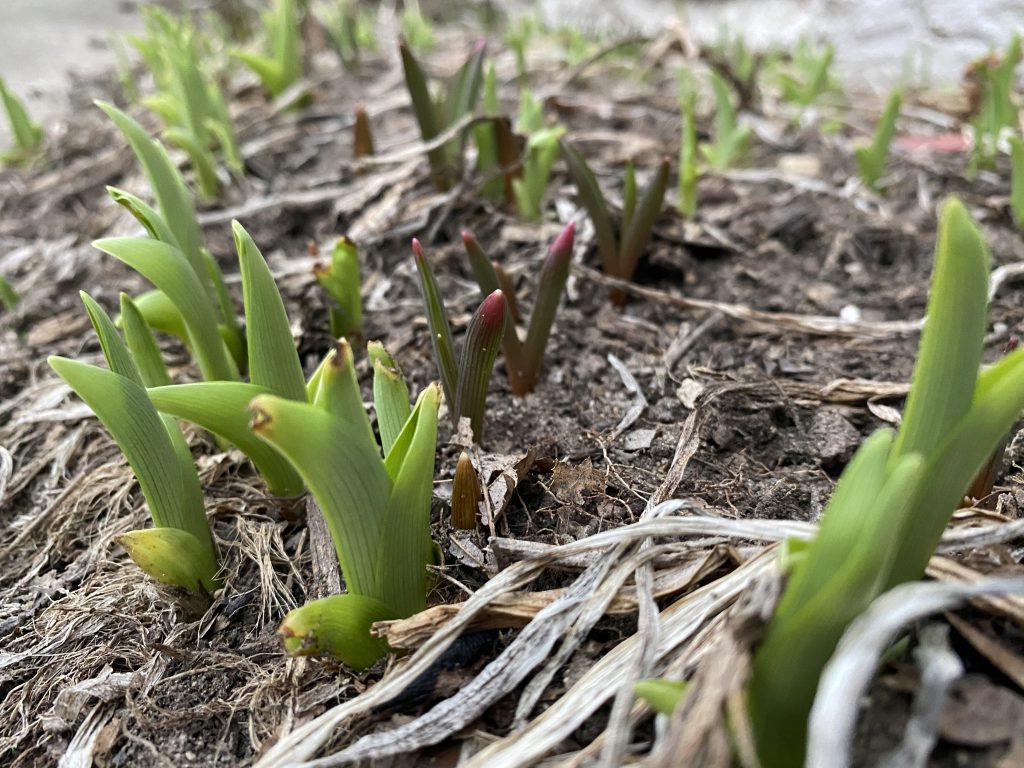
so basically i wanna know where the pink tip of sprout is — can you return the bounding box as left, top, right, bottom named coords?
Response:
left=411, top=238, right=425, bottom=260
left=550, top=221, right=576, bottom=257
left=461, top=229, right=475, bottom=245
left=478, top=289, right=507, bottom=329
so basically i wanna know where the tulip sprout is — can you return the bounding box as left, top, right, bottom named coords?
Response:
left=749, top=198, right=1024, bottom=767
left=700, top=71, right=751, bottom=170
left=855, top=89, right=902, bottom=191
left=461, top=221, right=576, bottom=394
left=314, top=236, right=363, bottom=339
left=49, top=294, right=219, bottom=595
left=232, top=0, right=303, bottom=98
left=413, top=240, right=508, bottom=441
left=0, top=77, right=42, bottom=165
left=561, top=138, right=668, bottom=304
left=399, top=37, right=486, bottom=190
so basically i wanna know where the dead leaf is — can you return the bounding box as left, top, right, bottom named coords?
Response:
left=550, top=458, right=605, bottom=506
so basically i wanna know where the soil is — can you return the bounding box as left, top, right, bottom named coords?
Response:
left=2, top=8, right=1024, bottom=768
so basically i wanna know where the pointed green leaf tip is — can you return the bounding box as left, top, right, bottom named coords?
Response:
left=412, top=237, right=458, bottom=406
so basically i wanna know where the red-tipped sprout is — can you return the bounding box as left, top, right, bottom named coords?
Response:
left=455, top=289, right=507, bottom=442
left=460, top=221, right=575, bottom=395
left=413, top=241, right=507, bottom=441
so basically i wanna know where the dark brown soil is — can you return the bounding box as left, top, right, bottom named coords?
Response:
left=2, top=9, right=1024, bottom=768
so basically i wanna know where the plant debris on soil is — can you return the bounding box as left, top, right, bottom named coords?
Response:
left=3, top=7, right=1024, bottom=768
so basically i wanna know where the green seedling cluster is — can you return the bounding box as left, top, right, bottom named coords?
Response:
left=855, top=89, right=902, bottom=191
left=399, top=37, right=486, bottom=190
left=50, top=292, right=220, bottom=595
left=413, top=240, right=508, bottom=442
left=0, top=77, right=42, bottom=165
left=776, top=38, right=840, bottom=113
left=513, top=91, right=566, bottom=220
left=707, top=26, right=763, bottom=109
left=474, top=67, right=565, bottom=220
left=968, top=34, right=1022, bottom=170
left=232, top=0, right=303, bottom=98
left=128, top=6, right=242, bottom=198
left=313, top=236, right=363, bottom=339
left=400, top=0, right=435, bottom=52
left=748, top=198, right=1024, bottom=767
left=700, top=70, right=751, bottom=170
left=98, top=101, right=244, bottom=378
left=461, top=222, right=575, bottom=395
left=257, top=340, right=441, bottom=669
left=560, top=138, right=669, bottom=303
left=317, top=0, right=377, bottom=69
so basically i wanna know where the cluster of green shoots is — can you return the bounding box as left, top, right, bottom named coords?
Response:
left=775, top=38, right=840, bottom=116
left=413, top=221, right=576, bottom=441
left=0, top=77, right=42, bottom=165
left=232, top=0, right=303, bottom=99
left=128, top=6, right=242, bottom=199
left=52, top=100, right=441, bottom=668
left=747, top=198, right=1024, bottom=766
left=316, top=0, right=378, bottom=70
left=968, top=34, right=1021, bottom=170
left=474, top=63, right=565, bottom=220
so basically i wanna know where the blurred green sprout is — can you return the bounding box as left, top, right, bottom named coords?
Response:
left=0, top=77, right=42, bottom=165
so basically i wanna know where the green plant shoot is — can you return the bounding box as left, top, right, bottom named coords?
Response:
left=314, top=236, right=363, bottom=339
left=968, top=34, right=1021, bottom=170
left=49, top=294, right=218, bottom=595
left=748, top=197, right=1024, bottom=767
left=399, top=37, right=486, bottom=190
left=252, top=342, right=441, bottom=668
left=0, top=77, right=43, bottom=164
left=1011, top=135, right=1024, bottom=228
left=233, top=0, right=303, bottom=98
left=0, top=276, right=18, bottom=311
left=678, top=71, right=699, bottom=217
left=98, top=101, right=244, bottom=366
left=855, top=89, right=902, bottom=191
left=700, top=71, right=751, bottom=170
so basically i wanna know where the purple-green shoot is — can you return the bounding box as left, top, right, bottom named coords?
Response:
left=399, top=37, right=486, bottom=190
left=412, top=239, right=508, bottom=442
left=560, top=137, right=668, bottom=305
left=460, top=221, right=575, bottom=394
